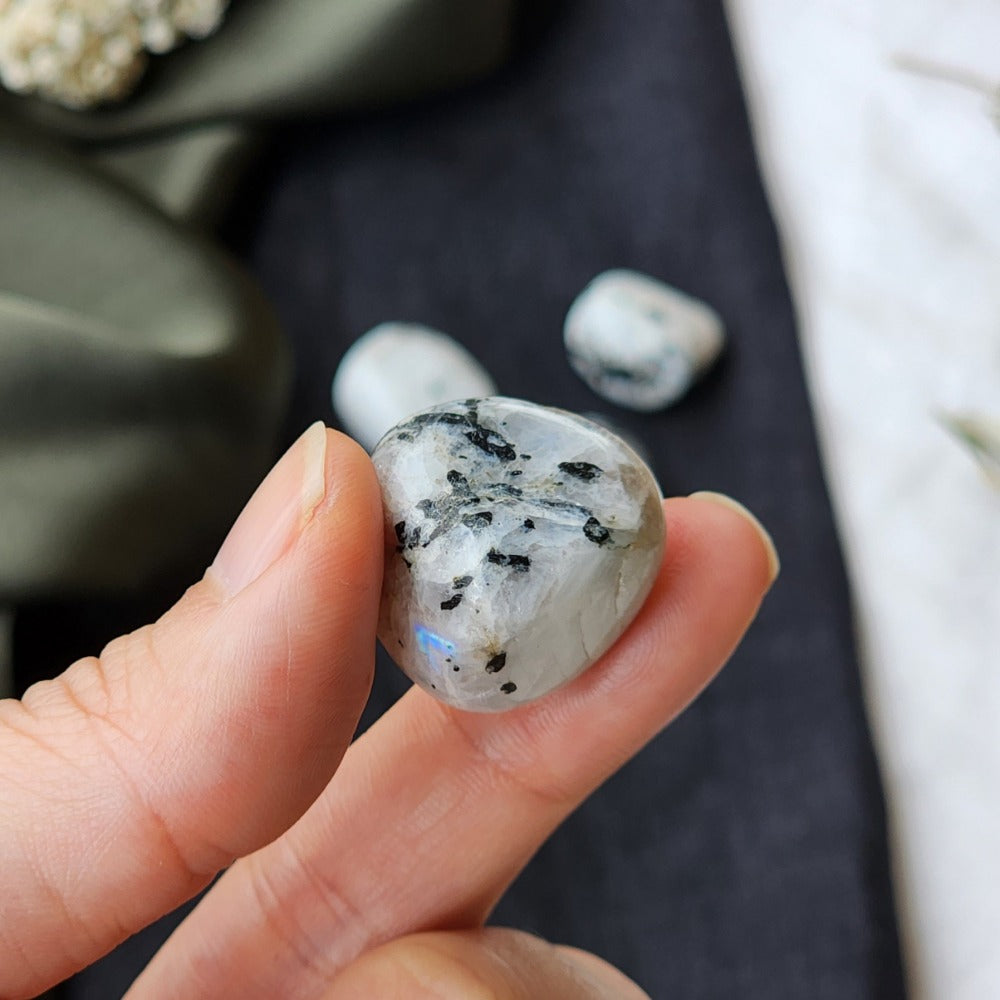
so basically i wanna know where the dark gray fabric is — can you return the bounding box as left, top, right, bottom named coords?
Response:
left=0, top=0, right=521, bottom=612
left=41, top=1, right=907, bottom=996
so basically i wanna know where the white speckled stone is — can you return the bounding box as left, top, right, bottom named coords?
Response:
left=373, top=397, right=665, bottom=712
left=332, top=323, right=497, bottom=451
left=564, top=269, right=725, bottom=411
left=581, top=411, right=655, bottom=470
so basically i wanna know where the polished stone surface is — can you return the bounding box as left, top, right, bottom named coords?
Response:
left=581, top=411, right=655, bottom=470
left=332, top=323, right=497, bottom=451
left=373, top=396, right=664, bottom=711
left=565, top=269, right=725, bottom=411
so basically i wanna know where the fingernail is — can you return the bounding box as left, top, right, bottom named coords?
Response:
left=689, top=491, right=781, bottom=584
left=211, top=422, right=328, bottom=598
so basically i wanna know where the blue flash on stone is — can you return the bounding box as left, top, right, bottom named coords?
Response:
left=415, top=624, right=455, bottom=659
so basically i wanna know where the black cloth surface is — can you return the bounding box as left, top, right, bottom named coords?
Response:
left=20, top=2, right=906, bottom=997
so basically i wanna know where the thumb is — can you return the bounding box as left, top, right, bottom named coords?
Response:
left=0, top=424, right=383, bottom=998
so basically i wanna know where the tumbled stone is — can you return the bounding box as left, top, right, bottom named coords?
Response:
left=564, top=269, right=724, bottom=411
left=581, top=411, right=656, bottom=470
left=332, top=323, right=497, bottom=451
left=372, top=396, right=665, bottom=712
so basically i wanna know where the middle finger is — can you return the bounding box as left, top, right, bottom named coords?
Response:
left=129, top=496, right=775, bottom=1000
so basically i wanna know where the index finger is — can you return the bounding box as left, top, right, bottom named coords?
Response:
left=129, top=493, right=778, bottom=999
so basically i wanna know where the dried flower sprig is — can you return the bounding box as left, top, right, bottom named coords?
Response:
left=892, top=52, right=1000, bottom=132
left=939, top=412, right=1000, bottom=492
left=0, top=0, right=228, bottom=109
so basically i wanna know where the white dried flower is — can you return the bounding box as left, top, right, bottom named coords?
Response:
left=55, top=14, right=86, bottom=55
left=140, top=16, right=176, bottom=53
left=893, top=53, right=1000, bottom=135
left=172, top=0, right=223, bottom=38
left=0, top=0, right=228, bottom=108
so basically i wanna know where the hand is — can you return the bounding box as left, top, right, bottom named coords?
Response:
left=0, top=424, right=778, bottom=999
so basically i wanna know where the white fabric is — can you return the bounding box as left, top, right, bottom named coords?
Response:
left=726, top=3, right=1000, bottom=998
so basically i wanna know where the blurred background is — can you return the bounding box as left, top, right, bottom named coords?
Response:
left=1, top=1, right=997, bottom=997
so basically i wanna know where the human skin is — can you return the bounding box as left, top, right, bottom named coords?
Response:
left=0, top=424, right=778, bottom=999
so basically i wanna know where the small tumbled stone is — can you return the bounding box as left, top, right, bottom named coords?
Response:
left=564, top=269, right=725, bottom=411
left=373, top=396, right=665, bottom=712
left=332, top=323, right=497, bottom=452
